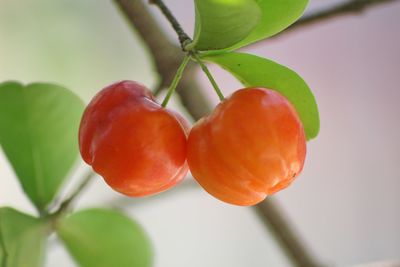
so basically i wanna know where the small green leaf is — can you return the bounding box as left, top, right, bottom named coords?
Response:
left=192, top=0, right=261, bottom=51
left=0, top=81, right=85, bottom=210
left=204, top=52, right=319, bottom=140
left=56, top=208, right=152, bottom=267
left=229, top=0, right=309, bottom=50
left=0, top=207, right=47, bottom=267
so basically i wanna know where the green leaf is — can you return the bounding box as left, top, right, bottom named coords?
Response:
left=0, top=81, right=85, bottom=210
left=191, top=0, right=261, bottom=51
left=0, top=251, right=3, bottom=267
left=0, top=207, right=47, bottom=267
left=229, top=0, right=309, bottom=50
left=0, top=226, right=4, bottom=267
left=56, top=208, right=152, bottom=267
left=204, top=52, right=319, bottom=140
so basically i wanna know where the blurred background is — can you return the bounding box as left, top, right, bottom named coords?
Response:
left=1, top=0, right=399, bottom=266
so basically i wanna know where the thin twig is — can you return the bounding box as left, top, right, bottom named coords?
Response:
left=284, top=0, right=399, bottom=35
left=53, top=171, right=95, bottom=216
left=149, top=0, right=192, bottom=49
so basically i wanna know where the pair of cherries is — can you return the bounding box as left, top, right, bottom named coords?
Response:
left=79, top=81, right=306, bottom=206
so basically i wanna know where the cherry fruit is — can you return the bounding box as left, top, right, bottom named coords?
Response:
left=187, top=88, right=306, bottom=206
left=79, top=81, right=188, bottom=197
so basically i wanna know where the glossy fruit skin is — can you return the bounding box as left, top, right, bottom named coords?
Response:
left=187, top=88, right=306, bottom=206
left=79, top=81, right=188, bottom=197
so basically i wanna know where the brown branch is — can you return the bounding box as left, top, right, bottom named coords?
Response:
left=114, top=0, right=182, bottom=93
left=255, top=199, right=323, bottom=267
left=286, top=0, right=399, bottom=34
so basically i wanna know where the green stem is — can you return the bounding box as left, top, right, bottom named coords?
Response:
left=192, top=53, right=224, bottom=101
left=161, top=55, right=191, bottom=107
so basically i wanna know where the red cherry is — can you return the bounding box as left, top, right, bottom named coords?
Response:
left=79, top=81, right=188, bottom=197
left=187, top=88, right=306, bottom=206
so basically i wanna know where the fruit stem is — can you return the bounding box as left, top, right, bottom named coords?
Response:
left=192, top=53, right=225, bottom=101
left=161, top=54, right=191, bottom=107
left=149, top=0, right=192, bottom=50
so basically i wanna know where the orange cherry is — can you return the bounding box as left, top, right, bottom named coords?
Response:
left=187, top=88, right=306, bottom=206
left=79, top=81, right=188, bottom=197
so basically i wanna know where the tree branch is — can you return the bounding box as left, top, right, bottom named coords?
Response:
left=255, top=199, right=322, bottom=267
left=114, top=0, right=182, bottom=93
left=285, top=0, right=399, bottom=34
